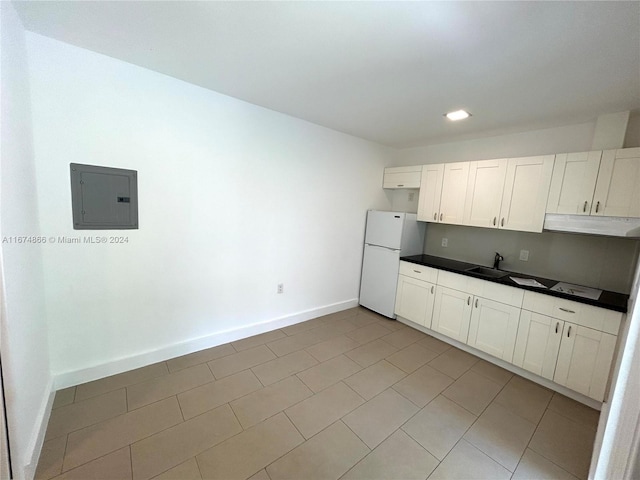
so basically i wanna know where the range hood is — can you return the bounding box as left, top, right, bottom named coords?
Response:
left=544, top=214, right=640, bottom=238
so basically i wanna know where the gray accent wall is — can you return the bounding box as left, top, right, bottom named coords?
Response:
left=423, top=223, right=640, bottom=294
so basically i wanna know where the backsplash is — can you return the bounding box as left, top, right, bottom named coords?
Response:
left=423, top=223, right=640, bottom=294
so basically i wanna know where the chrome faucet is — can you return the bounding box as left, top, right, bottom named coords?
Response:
left=493, top=252, right=504, bottom=270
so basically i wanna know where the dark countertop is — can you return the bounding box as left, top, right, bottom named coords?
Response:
left=401, top=254, right=629, bottom=313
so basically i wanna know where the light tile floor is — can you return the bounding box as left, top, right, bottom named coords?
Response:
left=36, top=307, right=598, bottom=480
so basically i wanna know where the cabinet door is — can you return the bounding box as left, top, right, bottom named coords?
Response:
left=513, top=311, right=563, bottom=380
left=394, top=275, right=436, bottom=328
left=463, top=158, right=508, bottom=228
left=417, top=164, right=444, bottom=222
left=383, top=167, right=422, bottom=189
left=592, top=148, right=640, bottom=218
left=554, top=323, right=617, bottom=401
left=467, top=297, right=521, bottom=362
left=499, top=155, right=554, bottom=233
left=439, top=162, right=469, bottom=225
left=546, top=151, right=601, bottom=215
left=432, top=286, right=472, bottom=343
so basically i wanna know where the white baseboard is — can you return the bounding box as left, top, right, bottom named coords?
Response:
left=54, top=299, right=359, bottom=390
left=21, top=376, right=54, bottom=480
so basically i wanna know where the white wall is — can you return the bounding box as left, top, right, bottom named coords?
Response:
left=393, top=121, right=597, bottom=166
left=25, top=33, right=392, bottom=382
left=0, top=4, right=53, bottom=479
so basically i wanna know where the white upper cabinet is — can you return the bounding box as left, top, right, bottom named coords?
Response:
left=417, top=164, right=444, bottom=222
left=592, top=148, right=640, bottom=218
left=463, top=158, right=508, bottom=228
left=439, top=162, right=469, bottom=225
left=411, top=147, right=638, bottom=231
left=383, top=166, right=422, bottom=189
left=499, top=155, right=555, bottom=232
left=546, top=147, right=640, bottom=218
left=547, top=151, right=602, bottom=215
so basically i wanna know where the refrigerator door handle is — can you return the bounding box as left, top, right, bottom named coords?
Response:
left=367, top=244, right=400, bottom=252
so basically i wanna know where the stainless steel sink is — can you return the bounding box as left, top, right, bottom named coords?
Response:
left=465, top=266, right=509, bottom=279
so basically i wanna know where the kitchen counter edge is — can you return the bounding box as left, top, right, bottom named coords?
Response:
left=400, top=254, right=629, bottom=314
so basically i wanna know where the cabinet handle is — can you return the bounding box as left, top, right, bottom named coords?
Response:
left=431, top=286, right=434, bottom=294
left=433, top=213, right=437, bottom=221
left=595, top=201, right=600, bottom=213
left=555, top=321, right=559, bottom=334
left=583, top=201, right=588, bottom=212
left=440, top=213, right=443, bottom=221
left=567, top=325, right=572, bottom=338
left=501, top=217, right=505, bottom=227
left=493, top=217, right=496, bottom=226
left=397, top=184, right=404, bottom=187
left=559, top=307, right=575, bottom=314
left=475, top=298, right=478, bottom=308
left=467, top=296, right=470, bottom=305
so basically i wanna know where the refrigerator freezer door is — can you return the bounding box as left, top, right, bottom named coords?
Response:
left=364, top=211, right=405, bottom=249
left=359, top=244, right=401, bottom=318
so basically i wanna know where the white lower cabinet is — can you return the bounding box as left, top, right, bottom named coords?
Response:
left=514, top=291, right=622, bottom=401
left=513, top=311, right=563, bottom=380
left=467, top=297, right=521, bottom=362
left=553, top=323, right=617, bottom=401
left=394, top=275, right=436, bottom=328
left=397, top=266, right=622, bottom=403
left=432, top=286, right=472, bottom=343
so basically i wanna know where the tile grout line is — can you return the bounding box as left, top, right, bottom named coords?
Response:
left=521, top=396, right=591, bottom=478
left=39, top=315, right=360, bottom=474
left=45, top=389, right=129, bottom=443
left=453, top=375, right=554, bottom=476
left=193, top=454, right=205, bottom=480
left=39, top=313, right=596, bottom=480
left=440, top=374, right=506, bottom=419
left=545, top=394, right=600, bottom=431
left=73, top=363, right=173, bottom=403
left=167, top=348, right=239, bottom=374
left=61, top=398, right=185, bottom=474
left=56, top=433, right=71, bottom=477
left=56, top=444, right=134, bottom=478
left=174, top=394, right=186, bottom=422
left=128, top=445, right=133, bottom=480
left=126, top=370, right=215, bottom=413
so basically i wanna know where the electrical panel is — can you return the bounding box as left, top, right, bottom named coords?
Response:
left=70, top=163, right=138, bottom=229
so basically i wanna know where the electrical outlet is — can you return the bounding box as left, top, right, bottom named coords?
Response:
left=519, top=250, right=529, bottom=261
left=277, top=283, right=284, bottom=294
left=408, top=192, right=415, bottom=202
left=441, top=237, right=448, bottom=247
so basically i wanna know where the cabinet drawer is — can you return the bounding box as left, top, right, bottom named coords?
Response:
left=383, top=167, right=422, bottom=189
left=399, top=261, right=439, bottom=283
left=522, top=290, right=622, bottom=334
left=438, top=270, right=523, bottom=307
left=437, top=270, right=482, bottom=293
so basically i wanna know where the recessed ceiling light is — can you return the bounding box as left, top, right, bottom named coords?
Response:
left=445, top=110, right=471, bottom=121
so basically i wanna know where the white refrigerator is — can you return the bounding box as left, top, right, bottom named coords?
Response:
left=359, top=210, right=426, bottom=318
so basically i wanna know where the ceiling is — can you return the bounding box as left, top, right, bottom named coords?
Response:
left=13, top=1, right=640, bottom=148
